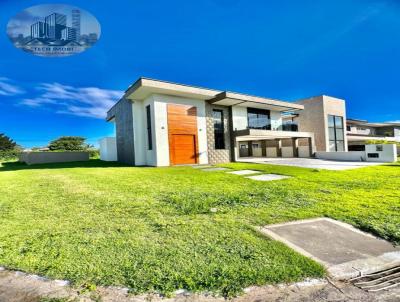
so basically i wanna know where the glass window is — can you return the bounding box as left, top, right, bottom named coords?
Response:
left=328, top=115, right=344, bottom=152
left=328, top=128, right=335, bottom=140
left=213, top=109, right=225, bottom=149
left=335, top=128, right=344, bottom=140
left=146, top=105, right=152, bottom=150
left=247, top=108, right=271, bottom=130
left=335, top=116, right=343, bottom=128
left=329, top=141, right=336, bottom=152
left=328, top=115, right=335, bottom=128
left=336, top=141, right=345, bottom=151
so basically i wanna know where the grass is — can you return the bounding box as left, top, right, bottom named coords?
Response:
left=0, top=160, right=399, bottom=297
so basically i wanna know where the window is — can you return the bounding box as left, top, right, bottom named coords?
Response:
left=146, top=105, right=152, bottom=150
left=213, top=109, right=225, bottom=149
left=376, top=145, right=383, bottom=152
left=328, top=115, right=344, bottom=151
left=247, top=108, right=271, bottom=130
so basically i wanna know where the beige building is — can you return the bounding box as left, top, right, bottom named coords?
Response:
left=292, top=95, right=347, bottom=152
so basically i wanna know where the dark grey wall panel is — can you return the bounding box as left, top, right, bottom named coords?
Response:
left=114, top=98, right=135, bottom=165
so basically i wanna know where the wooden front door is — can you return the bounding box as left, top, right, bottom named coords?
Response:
left=171, top=134, right=197, bottom=164
left=167, top=104, right=198, bottom=165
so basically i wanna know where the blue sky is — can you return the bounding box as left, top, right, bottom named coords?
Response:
left=1, top=0, right=400, bottom=148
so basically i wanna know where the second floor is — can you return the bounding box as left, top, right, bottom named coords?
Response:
left=347, top=119, right=400, bottom=139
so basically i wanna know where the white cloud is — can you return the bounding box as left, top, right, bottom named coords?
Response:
left=386, top=120, right=400, bottom=123
left=0, top=77, right=25, bottom=96
left=21, top=83, right=124, bottom=119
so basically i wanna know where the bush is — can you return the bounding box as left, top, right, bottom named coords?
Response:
left=88, top=148, right=100, bottom=159
left=0, top=149, right=20, bottom=161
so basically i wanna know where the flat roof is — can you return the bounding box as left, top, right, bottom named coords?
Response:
left=122, top=77, right=304, bottom=112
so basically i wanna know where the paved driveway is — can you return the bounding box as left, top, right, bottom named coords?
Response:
left=238, top=157, right=383, bottom=170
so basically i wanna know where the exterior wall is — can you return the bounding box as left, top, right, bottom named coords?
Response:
left=365, top=144, right=397, bottom=162
left=152, top=94, right=208, bottom=166
left=315, top=151, right=365, bottom=161
left=19, top=152, right=89, bottom=165
left=296, top=95, right=347, bottom=152
left=205, top=103, right=231, bottom=164
left=99, top=137, right=117, bottom=161
left=316, top=144, right=396, bottom=162
left=112, top=97, right=135, bottom=165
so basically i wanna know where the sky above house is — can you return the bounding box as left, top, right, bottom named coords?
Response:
left=1, top=0, right=400, bottom=148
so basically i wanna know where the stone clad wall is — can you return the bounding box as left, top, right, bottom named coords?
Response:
left=205, top=103, right=231, bottom=164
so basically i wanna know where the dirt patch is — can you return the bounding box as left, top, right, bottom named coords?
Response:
left=1, top=267, right=400, bottom=302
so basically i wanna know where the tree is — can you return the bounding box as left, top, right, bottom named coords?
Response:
left=0, top=133, right=17, bottom=151
left=48, top=136, right=89, bottom=151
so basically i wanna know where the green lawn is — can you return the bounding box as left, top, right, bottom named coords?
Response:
left=0, top=160, right=399, bottom=296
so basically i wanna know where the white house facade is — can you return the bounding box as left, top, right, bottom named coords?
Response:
left=104, top=78, right=352, bottom=166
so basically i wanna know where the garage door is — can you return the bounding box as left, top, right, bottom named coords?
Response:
left=170, top=134, right=196, bottom=165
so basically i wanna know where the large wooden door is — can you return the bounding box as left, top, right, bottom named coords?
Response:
left=171, top=134, right=197, bottom=164
left=167, top=104, right=198, bottom=165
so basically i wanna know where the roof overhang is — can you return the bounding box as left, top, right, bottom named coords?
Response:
left=124, top=78, right=219, bottom=101
left=208, top=91, right=304, bottom=112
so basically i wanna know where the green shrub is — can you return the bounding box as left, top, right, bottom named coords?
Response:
left=0, top=149, right=20, bottom=161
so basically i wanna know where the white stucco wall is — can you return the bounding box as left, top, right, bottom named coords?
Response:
left=365, top=144, right=397, bottom=162
left=99, top=137, right=117, bottom=161
left=315, top=151, right=365, bottom=161
left=152, top=94, right=208, bottom=166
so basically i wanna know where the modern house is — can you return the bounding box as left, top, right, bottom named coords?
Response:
left=347, top=119, right=400, bottom=152
left=104, top=78, right=350, bottom=166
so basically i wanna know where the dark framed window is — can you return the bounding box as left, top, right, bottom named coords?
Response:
left=213, top=109, right=225, bottom=149
left=146, top=105, right=152, bottom=150
left=247, top=108, right=271, bottom=130
left=328, top=115, right=344, bottom=152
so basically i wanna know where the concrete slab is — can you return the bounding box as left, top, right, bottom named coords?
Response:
left=227, top=170, right=260, bottom=175
left=238, top=158, right=382, bottom=170
left=201, top=167, right=230, bottom=172
left=260, top=218, right=400, bottom=279
left=246, top=174, right=291, bottom=181
left=192, top=165, right=213, bottom=169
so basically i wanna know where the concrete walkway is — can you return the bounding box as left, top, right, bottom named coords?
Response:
left=238, top=157, right=382, bottom=170
left=260, top=218, right=400, bottom=280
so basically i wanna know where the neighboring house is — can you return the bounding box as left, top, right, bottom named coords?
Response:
left=346, top=119, right=400, bottom=152
left=105, top=78, right=348, bottom=166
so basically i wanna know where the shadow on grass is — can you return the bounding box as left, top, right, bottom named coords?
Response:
left=0, top=160, right=131, bottom=171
